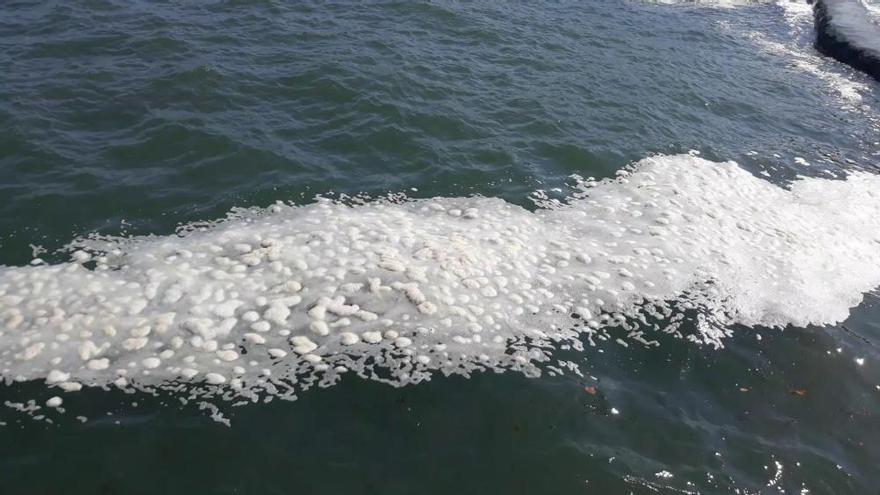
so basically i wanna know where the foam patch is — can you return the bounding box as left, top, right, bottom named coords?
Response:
left=1, top=154, right=879, bottom=405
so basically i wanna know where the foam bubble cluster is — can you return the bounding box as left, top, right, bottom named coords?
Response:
left=1, top=154, right=880, bottom=405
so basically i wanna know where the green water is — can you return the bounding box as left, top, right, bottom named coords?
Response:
left=1, top=1, right=879, bottom=493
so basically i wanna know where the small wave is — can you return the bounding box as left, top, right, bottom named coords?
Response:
left=814, top=0, right=880, bottom=81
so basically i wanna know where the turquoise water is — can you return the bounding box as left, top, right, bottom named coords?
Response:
left=1, top=1, right=879, bottom=493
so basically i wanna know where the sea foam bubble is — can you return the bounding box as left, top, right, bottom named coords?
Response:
left=1, top=154, right=879, bottom=406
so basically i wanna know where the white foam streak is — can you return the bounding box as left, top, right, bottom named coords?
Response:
left=775, top=0, right=871, bottom=102
left=747, top=30, right=869, bottom=104
left=864, top=0, right=880, bottom=20
left=1, top=154, right=880, bottom=402
left=643, top=0, right=772, bottom=8
left=658, top=1, right=872, bottom=107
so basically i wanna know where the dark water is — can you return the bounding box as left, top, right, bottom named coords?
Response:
left=1, top=1, right=879, bottom=493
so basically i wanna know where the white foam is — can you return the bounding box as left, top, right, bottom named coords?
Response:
left=776, top=0, right=814, bottom=28
left=643, top=0, right=772, bottom=8
left=1, top=154, right=880, bottom=404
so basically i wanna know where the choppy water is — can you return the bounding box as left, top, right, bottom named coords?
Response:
left=1, top=1, right=879, bottom=493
